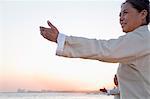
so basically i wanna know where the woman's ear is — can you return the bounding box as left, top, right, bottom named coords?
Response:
left=140, top=9, right=148, bottom=20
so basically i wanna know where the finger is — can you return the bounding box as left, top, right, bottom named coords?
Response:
left=40, top=31, right=47, bottom=38
left=40, top=27, right=47, bottom=36
left=47, top=20, right=56, bottom=29
left=40, top=26, right=45, bottom=32
left=40, top=26, right=49, bottom=29
left=40, top=26, right=50, bottom=32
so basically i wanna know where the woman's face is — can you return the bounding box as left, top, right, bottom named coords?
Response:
left=120, top=3, right=146, bottom=33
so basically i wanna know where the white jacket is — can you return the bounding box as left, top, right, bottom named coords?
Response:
left=56, top=25, right=150, bottom=99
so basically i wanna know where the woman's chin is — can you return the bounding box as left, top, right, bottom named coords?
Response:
left=122, top=28, right=127, bottom=33
left=122, top=27, right=129, bottom=33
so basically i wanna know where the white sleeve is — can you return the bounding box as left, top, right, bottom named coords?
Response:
left=107, top=90, right=111, bottom=95
left=56, top=33, right=66, bottom=55
left=107, top=87, right=120, bottom=95
left=55, top=26, right=150, bottom=63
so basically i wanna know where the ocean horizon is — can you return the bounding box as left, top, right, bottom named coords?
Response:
left=0, top=92, right=114, bottom=99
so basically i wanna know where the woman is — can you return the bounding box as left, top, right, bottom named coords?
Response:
left=40, top=0, right=150, bottom=99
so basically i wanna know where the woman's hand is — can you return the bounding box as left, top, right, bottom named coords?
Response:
left=100, top=88, right=107, bottom=93
left=40, top=20, right=59, bottom=43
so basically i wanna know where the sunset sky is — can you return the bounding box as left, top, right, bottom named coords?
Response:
left=0, top=0, right=123, bottom=92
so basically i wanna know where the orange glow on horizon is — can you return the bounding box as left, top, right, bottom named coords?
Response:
left=0, top=72, right=105, bottom=92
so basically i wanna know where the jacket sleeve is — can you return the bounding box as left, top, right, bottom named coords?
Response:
left=56, top=32, right=149, bottom=63
left=107, top=87, right=120, bottom=95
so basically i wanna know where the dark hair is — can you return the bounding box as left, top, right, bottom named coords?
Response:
left=123, top=0, right=150, bottom=25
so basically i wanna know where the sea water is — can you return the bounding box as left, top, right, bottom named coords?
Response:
left=0, top=92, right=114, bottom=99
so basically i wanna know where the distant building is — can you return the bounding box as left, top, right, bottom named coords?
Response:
left=17, top=88, right=26, bottom=93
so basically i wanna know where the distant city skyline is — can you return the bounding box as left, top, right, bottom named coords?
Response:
left=16, top=88, right=100, bottom=93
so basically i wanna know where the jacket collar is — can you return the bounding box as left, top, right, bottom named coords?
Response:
left=130, top=25, right=149, bottom=33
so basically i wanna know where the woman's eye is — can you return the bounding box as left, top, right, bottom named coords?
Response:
left=119, top=11, right=128, bottom=17
left=123, top=11, right=128, bottom=14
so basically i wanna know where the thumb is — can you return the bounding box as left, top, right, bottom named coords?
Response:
left=47, top=20, right=55, bottom=28
left=47, top=20, right=59, bottom=33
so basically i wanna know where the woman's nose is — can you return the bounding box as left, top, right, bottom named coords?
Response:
left=120, top=15, right=124, bottom=23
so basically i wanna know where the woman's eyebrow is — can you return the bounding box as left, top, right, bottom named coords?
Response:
left=122, top=9, right=128, bottom=12
left=119, top=9, right=128, bottom=16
